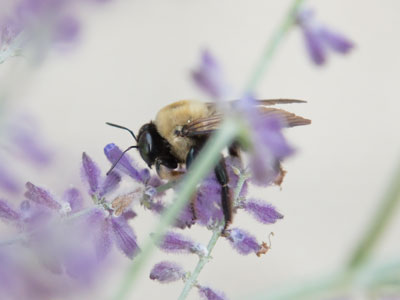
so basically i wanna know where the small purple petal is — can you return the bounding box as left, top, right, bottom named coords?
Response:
left=111, top=216, right=139, bottom=259
left=192, top=50, right=231, bottom=100
left=244, top=199, right=283, bottom=224
left=150, top=261, right=185, bottom=283
left=319, top=27, right=354, bottom=54
left=0, top=199, right=20, bottom=221
left=0, top=164, right=20, bottom=194
left=81, top=152, right=101, bottom=196
left=62, top=188, right=83, bottom=213
left=24, top=182, right=61, bottom=210
left=94, top=218, right=113, bottom=261
left=53, top=15, right=80, bottom=43
left=198, top=286, right=228, bottom=300
left=99, top=171, right=121, bottom=197
left=104, top=143, right=145, bottom=183
left=158, top=231, right=197, bottom=254
left=121, top=210, right=137, bottom=220
left=301, top=25, right=326, bottom=65
left=225, top=228, right=260, bottom=255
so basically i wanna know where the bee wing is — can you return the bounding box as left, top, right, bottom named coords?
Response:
left=182, top=100, right=311, bottom=137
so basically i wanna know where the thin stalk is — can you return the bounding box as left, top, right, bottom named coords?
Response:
left=113, top=118, right=240, bottom=300
left=178, top=228, right=222, bottom=300
left=245, top=0, right=305, bottom=92
left=178, top=171, right=249, bottom=300
left=348, top=159, right=400, bottom=269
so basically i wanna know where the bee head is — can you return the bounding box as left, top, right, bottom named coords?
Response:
left=105, top=122, right=177, bottom=176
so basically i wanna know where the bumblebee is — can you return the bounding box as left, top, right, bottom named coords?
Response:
left=106, top=99, right=310, bottom=230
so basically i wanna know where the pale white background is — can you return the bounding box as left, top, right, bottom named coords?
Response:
left=3, top=0, right=400, bottom=299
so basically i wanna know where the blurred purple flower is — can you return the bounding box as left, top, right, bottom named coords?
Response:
left=0, top=163, right=20, bottom=194
left=198, top=286, right=228, bottom=300
left=62, top=188, right=83, bottom=213
left=244, top=199, right=283, bottom=224
left=88, top=208, right=140, bottom=260
left=0, top=199, right=20, bottom=222
left=225, top=227, right=261, bottom=255
left=192, top=50, right=232, bottom=100
left=24, top=182, right=62, bottom=210
left=296, top=8, right=354, bottom=65
left=150, top=261, right=185, bottom=283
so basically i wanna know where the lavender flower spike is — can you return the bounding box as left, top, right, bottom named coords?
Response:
left=296, top=8, right=354, bottom=65
left=111, top=216, right=140, bottom=259
left=150, top=261, right=185, bottom=283
left=198, top=285, right=228, bottom=300
left=244, top=199, right=283, bottom=224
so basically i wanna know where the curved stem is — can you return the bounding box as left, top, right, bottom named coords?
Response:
left=178, top=227, right=222, bottom=300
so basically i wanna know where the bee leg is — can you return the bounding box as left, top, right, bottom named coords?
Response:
left=186, top=147, right=200, bottom=221
left=214, top=157, right=232, bottom=233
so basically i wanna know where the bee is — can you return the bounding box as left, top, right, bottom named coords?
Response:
left=106, top=99, right=310, bottom=230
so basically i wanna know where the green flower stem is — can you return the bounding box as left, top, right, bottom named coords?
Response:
left=178, top=227, right=222, bottom=300
left=113, top=118, right=240, bottom=300
left=178, top=171, right=249, bottom=300
left=245, top=0, right=305, bottom=92
left=348, top=159, right=400, bottom=269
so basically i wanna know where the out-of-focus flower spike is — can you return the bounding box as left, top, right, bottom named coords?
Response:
left=81, top=152, right=101, bottom=196
left=0, top=199, right=20, bottom=222
left=192, top=50, right=231, bottom=101
left=24, top=182, right=61, bottom=210
left=94, top=218, right=113, bottom=261
left=0, top=164, right=20, bottom=194
left=99, top=171, right=121, bottom=197
left=244, top=199, right=283, bottom=224
left=111, top=216, right=140, bottom=259
left=225, top=228, right=260, bottom=255
left=149, top=261, right=185, bottom=283
left=53, top=15, right=80, bottom=44
left=62, top=188, right=83, bottom=213
left=158, top=231, right=200, bottom=255
left=198, top=285, right=228, bottom=300
left=104, top=143, right=145, bottom=183
left=296, top=8, right=354, bottom=65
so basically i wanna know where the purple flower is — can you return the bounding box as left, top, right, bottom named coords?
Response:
left=81, top=152, right=121, bottom=199
left=239, top=95, right=294, bottom=186
left=89, top=209, right=140, bottom=260
left=244, top=199, right=283, bottom=224
left=0, top=199, right=20, bottom=222
left=158, top=231, right=206, bottom=256
left=192, top=50, right=232, bottom=100
left=225, top=228, right=261, bottom=255
left=198, top=285, right=228, bottom=300
left=149, top=261, right=185, bottom=283
left=62, top=188, right=83, bottom=213
left=0, top=163, right=20, bottom=194
left=296, top=8, right=354, bottom=65
left=104, top=143, right=147, bottom=183
left=24, top=182, right=61, bottom=210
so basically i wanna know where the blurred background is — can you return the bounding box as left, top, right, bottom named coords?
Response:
left=1, top=0, right=400, bottom=299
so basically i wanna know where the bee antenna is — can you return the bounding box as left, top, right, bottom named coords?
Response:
left=106, top=145, right=138, bottom=176
left=106, top=122, right=138, bottom=142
